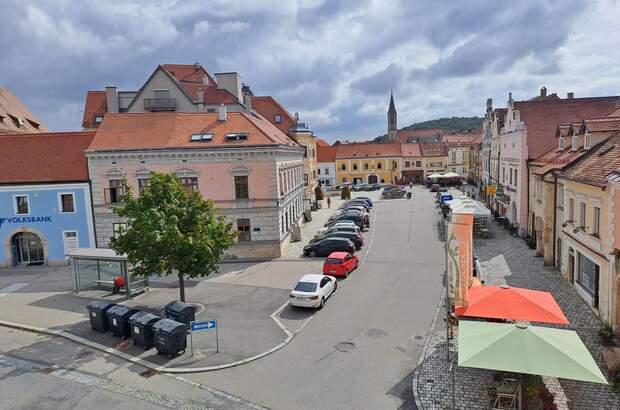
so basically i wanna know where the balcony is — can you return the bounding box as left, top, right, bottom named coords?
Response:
left=143, top=97, right=177, bottom=111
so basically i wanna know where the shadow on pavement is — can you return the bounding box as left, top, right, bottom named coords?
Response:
left=278, top=304, right=314, bottom=321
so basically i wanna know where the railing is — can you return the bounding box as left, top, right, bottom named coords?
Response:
left=143, top=97, right=177, bottom=111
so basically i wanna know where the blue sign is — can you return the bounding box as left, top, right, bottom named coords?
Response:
left=0, top=216, right=52, bottom=228
left=190, top=320, right=217, bottom=332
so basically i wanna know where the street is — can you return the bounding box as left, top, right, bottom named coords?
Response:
left=0, top=187, right=445, bottom=409
left=187, top=187, right=445, bottom=409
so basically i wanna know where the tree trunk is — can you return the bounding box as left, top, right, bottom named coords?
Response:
left=178, top=272, right=186, bottom=302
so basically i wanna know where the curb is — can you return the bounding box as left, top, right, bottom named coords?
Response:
left=0, top=302, right=298, bottom=374
left=412, top=288, right=445, bottom=410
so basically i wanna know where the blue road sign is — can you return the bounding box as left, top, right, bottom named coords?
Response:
left=190, top=320, right=217, bottom=332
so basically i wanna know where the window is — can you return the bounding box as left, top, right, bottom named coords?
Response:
left=377, top=163, right=382, bottom=169
left=304, top=174, right=308, bottom=186
left=579, top=202, right=586, bottom=229
left=341, top=164, right=346, bottom=171
left=190, top=133, right=213, bottom=142
left=95, top=115, right=103, bottom=124
left=137, top=178, right=150, bottom=195
left=325, top=168, right=329, bottom=175
left=342, top=177, right=347, bottom=183
left=559, top=137, right=564, bottom=150
left=452, top=167, right=457, bottom=172
left=153, top=89, right=170, bottom=98
left=113, top=223, right=127, bottom=237
left=568, top=198, right=574, bottom=222
left=585, top=132, right=591, bottom=149
left=416, top=161, right=421, bottom=167
left=105, top=180, right=124, bottom=204
left=451, top=152, right=456, bottom=162
left=593, top=206, right=600, bottom=237
left=557, top=184, right=564, bottom=208
left=226, top=133, right=248, bottom=141
left=274, top=114, right=282, bottom=124
left=237, top=219, right=251, bottom=242
left=234, top=175, right=249, bottom=199
left=313, top=170, right=316, bottom=179
left=405, top=161, right=411, bottom=168
left=571, top=133, right=578, bottom=150
left=514, top=169, right=518, bottom=186
left=364, top=163, right=369, bottom=170
left=14, top=195, right=29, bottom=214
left=179, top=177, right=199, bottom=193
left=509, top=168, right=513, bottom=185
left=59, top=193, right=75, bottom=213
left=502, top=167, right=505, bottom=182
left=392, top=161, right=398, bottom=169
left=317, top=168, right=321, bottom=175
left=577, top=253, right=599, bottom=303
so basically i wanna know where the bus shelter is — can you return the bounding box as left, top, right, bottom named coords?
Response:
left=68, top=248, right=148, bottom=299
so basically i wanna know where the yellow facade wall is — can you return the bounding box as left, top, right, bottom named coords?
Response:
left=335, top=157, right=401, bottom=184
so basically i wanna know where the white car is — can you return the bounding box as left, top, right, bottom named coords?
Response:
left=289, top=274, right=337, bottom=309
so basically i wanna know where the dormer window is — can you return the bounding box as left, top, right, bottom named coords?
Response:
left=274, top=114, right=282, bottom=124
left=190, top=133, right=214, bottom=142
left=95, top=115, right=103, bottom=124
left=571, top=133, right=578, bottom=151
left=584, top=132, right=591, bottom=149
left=559, top=137, right=564, bottom=150
left=226, top=133, right=248, bottom=141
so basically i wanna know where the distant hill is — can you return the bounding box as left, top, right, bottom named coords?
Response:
left=373, top=116, right=483, bottom=142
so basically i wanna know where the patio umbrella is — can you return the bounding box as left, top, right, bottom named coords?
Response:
left=458, top=321, right=608, bottom=384
left=455, top=285, right=568, bottom=324
left=443, top=171, right=460, bottom=178
left=428, top=173, right=443, bottom=178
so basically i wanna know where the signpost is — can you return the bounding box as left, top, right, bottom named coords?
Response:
left=189, top=319, right=219, bottom=356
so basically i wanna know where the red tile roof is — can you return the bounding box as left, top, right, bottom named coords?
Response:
left=0, top=88, right=48, bottom=134
left=317, top=145, right=337, bottom=162
left=559, top=132, right=620, bottom=187
left=0, top=132, right=94, bottom=183
left=251, top=96, right=295, bottom=135
left=316, top=138, right=330, bottom=147
left=82, top=91, right=107, bottom=129
left=401, top=142, right=421, bottom=157
left=513, top=96, right=619, bottom=159
left=443, top=133, right=482, bottom=146
left=397, top=128, right=444, bottom=143
left=530, top=144, right=587, bottom=176
left=161, top=64, right=238, bottom=105
left=419, top=141, right=448, bottom=156
left=87, top=112, right=299, bottom=152
left=335, top=142, right=402, bottom=159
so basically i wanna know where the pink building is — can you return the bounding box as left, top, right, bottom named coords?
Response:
left=86, top=109, right=305, bottom=259
left=498, top=88, right=618, bottom=235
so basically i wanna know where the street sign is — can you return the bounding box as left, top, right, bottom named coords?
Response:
left=486, top=185, right=497, bottom=196
left=190, top=320, right=217, bottom=332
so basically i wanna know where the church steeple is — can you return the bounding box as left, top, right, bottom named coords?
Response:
left=387, top=90, right=397, bottom=141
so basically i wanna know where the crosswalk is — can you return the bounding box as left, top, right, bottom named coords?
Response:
left=0, top=283, right=30, bottom=298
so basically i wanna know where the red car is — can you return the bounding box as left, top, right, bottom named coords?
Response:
left=322, top=252, right=359, bottom=277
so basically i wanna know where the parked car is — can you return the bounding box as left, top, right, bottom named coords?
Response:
left=341, top=201, right=369, bottom=212
left=327, top=209, right=369, bottom=229
left=382, top=189, right=406, bottom=199
left=311, top=230, right=363, bottom=249
left=430, top=184, right=440, bottom=192
left=323, top=252, right=359, bottom=277
left=304, top=237, right=355, bottom=257
left=339, top=205, right=369, bottom=215
left=289, top=274, right=337, bottom=309
left=354, top=197, right=374, bottom=208
left=321, top=220, right=359, bottom=231
left=317, top=224, right=361, bottom=236
left=368, top=184, right=381, bottom=191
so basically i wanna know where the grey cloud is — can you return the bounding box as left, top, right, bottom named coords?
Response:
left=350, top=64, right=405, bottom=96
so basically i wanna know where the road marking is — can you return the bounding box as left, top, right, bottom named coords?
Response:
left=360, top=206, right=379, bottom=268
left=0, top=283, right=30, bottom=298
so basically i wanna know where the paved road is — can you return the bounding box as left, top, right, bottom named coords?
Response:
left=189, top=186, right=445, bottom=409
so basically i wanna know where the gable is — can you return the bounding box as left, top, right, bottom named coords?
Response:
left=126, top=66, right=196, bottom=113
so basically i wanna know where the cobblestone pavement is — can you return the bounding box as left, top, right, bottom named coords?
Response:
left=414, top=202, right=620, bottom=409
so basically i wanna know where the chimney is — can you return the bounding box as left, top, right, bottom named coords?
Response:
left=486, top=98, right=492, bottom=114
left=197, top=88, right=204, bottom=111
left=567, top=92, right=574, bottom=99
left=218, top=104, right=227, bottom=121
left=508, top=92, right=513, bottom=104
left=215, top=72, right=243, bottom=102
left=242, top=85, right=252, bottom=115
left=105, top=85, right=119, bottom=113
left=540, top=86, right=547, bottom=98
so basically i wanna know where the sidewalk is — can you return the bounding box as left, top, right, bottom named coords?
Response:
left=413, top=215, right=620, bottom=409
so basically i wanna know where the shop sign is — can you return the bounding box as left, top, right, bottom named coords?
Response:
left=0, top=216, right=52, bottom=228
left=486, top=185, right=497, bottom=195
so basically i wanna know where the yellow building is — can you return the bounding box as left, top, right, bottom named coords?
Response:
left=334, top=142, right=402, bottom=185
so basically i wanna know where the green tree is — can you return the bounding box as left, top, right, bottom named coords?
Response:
left=110, top=173, right=236, bottom=302
left=341, top=185, right=351, bottom=200
left=314, top=185, right=324, bottom=201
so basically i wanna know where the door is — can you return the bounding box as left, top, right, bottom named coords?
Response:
left=568, top=252, right=575, bottom=284
left=12, top=232, right=44, bottom=266
left=368, top=175, right=378, bottom=184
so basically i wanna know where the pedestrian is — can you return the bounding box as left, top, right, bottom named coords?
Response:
left=409, top=181, right=413, bottom=189
left=326, top=196, right=331, bottom=208
left=112, top=275, right=125, bottom=294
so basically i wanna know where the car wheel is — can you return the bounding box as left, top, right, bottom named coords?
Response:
left=309, top=251, right=316, bottom=257
left=319, top=297, right=325, bottom=309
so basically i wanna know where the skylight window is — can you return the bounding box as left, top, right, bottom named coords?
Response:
left=190, top=133, right=214, bottom=142
left=226, top=133, right=248, bottom=141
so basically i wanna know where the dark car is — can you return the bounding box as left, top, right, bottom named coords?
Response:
left=339, top=205, right=369, bottom=215
left=304, top=238, right=355, bottom=257
left=368, top=184, right=381, bottom=191
left=319, top=225, right=361, bottom=235
left=311, top=231, right=363, bottom=249
left=326, top=210, right=368, bottom=229
left=342, top=200, right=370, bottom=210
left=382, top=189, right=406, bottom=199
left=354, top=197, right=374, bottom=208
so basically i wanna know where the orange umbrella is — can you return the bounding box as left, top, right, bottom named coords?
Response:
left=455, top=285, right=569, bottom=325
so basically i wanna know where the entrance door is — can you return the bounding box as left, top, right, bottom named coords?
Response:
left=368, top=175, right=378, bottom=184
left=12, top=232, right=44, bottom=266
left=567, top=252, right=575, bottom=284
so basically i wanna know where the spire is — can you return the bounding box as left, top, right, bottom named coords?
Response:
left=387, top=90, right=397, bottom=141
left=389, top=90, right=396, bottom=113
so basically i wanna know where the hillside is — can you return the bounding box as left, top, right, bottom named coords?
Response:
left=373, top=116, right=482, bottom=142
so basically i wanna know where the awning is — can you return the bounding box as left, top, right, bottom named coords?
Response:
left=455, top=285, right=568, bottom=324
left=458, top=321, right=607, bottom=384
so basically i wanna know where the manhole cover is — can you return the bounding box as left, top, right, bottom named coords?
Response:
left=414, top=335, right=424, bottom=341
left=366, top=328, right=387, bottom=339
left=335, top=342, right=355, bottom=352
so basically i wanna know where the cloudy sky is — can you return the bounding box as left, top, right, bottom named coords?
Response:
left=1, top=0, right=619, bottom=142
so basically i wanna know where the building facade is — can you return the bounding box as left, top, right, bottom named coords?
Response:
left=287, top=114, right=318, bottom=202
left=86, top=111, right=305, bottom=259
left=0, top=132, right=96, bottom=267
left=335, top=143, right=402, bottom=185
left=317, top=145, right=337, bottom=187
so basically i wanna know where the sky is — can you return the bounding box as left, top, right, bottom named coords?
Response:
left=1, top=0, right=620, bottom=142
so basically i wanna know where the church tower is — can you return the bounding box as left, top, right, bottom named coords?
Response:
left=387, top=91, right=397, bottom=141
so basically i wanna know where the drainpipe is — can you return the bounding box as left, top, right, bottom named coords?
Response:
left=552, top=173, right=557, bottom=266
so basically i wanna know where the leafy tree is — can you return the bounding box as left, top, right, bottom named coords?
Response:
left=314, top=185, right=324, bottom=201
left=110, top=173, right=236, bottom=302
left=341, top=185, right=351, bottom=200
left=373, top=116, right=483, bottom=142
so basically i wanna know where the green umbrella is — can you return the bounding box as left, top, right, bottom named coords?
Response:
left=458, top=321, right=608, bottom=384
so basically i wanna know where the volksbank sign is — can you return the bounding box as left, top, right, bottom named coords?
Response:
left=0, top=216, right=53, bottom=228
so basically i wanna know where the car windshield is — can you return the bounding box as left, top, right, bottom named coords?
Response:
left=325, top=258, right=342, bottom=265
left=294, top=282, right=317, bottom=292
